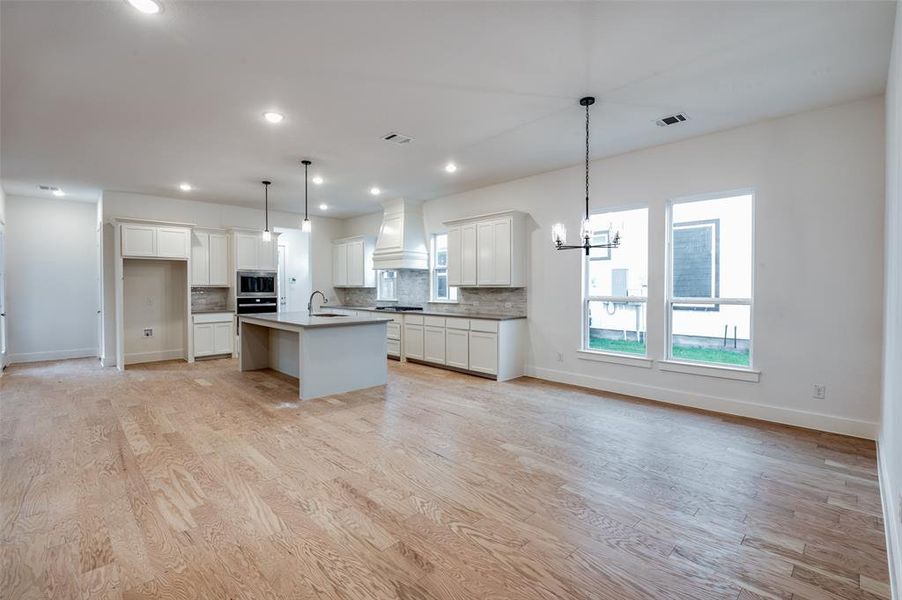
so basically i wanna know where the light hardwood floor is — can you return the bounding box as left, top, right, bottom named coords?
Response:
left=0, top=357, right=890, bottom=599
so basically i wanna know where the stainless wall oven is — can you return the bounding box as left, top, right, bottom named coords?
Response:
left=237, top=270, right=276, bottom=297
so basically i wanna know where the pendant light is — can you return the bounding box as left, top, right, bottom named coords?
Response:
left=301, top=159, right=312, bottom=233
left=551, top=96, right=621, bottom=256
left=261, top=180, right=272, bottom=242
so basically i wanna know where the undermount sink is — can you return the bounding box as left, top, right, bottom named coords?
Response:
left=312, top=313, right=347, bottom=318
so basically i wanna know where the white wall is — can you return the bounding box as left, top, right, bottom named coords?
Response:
left=100, top=192, right=341, bottom=364
left=400, top=96, right=884, bottom=438
left=6, top=195, right=98, bottom=362
left=880, top=3, right=902, bottom=597
left=123, top=259, right=186, bottom=364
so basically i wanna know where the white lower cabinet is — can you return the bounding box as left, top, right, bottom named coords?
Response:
left=193, top=313, right=234, bottom=357
left=424, top=325, right=446, bottom=365
left=468, top=330, right=498, bottom=375
left=403, top=318, right=424, bottom=360
left=445, top=327, right=469, bottom=369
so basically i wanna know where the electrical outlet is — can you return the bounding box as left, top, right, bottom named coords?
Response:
left=557, top=352, right=564, bottom=362
left=143, top=328, right=153, bottom=337
left=813, top=384, right=826, bottom=399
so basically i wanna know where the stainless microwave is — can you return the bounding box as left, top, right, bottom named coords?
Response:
left=237, top=270, right=276, bottom=297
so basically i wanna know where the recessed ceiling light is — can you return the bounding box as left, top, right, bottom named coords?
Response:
left=370, top=187, right=381, bottom=196
left=312, top=175, right=324, bottom=185
left=444, top=162, right=458, bottom=173
left=319, top=203, right=328, bottom=210
left=126, top=0, right=161, bottom=14
left=179, top=183, right=192, bottom=192
left=263, top=111, right=284, bottom=124
left=52, top=189, right=65, bottom=197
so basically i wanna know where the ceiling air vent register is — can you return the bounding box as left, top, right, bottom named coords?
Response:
left=382, top=132, right=414, bottom=145
left=656, top=113, right=689, bottom=127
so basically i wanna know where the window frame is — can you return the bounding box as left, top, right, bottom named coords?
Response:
left=580, top=204, right=649, bottom=359
left=376, top=269, right=398, bottom=302
left=430, top=232, right=457, bottom=303
left=665, top=189, right=755, bottom=370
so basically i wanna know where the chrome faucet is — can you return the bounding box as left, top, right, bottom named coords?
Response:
left=307, top=290, right=327, bottom=315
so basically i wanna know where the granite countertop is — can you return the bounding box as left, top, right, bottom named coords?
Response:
left=330, top=305, right=527, bottom=321
left=239, top=311, right=392, bottom=329
left=192, top=308, right=233, bottom=314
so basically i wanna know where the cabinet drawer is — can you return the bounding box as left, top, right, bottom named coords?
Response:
left=193, top=312, right=233, bottom=324
left=388, top=314, right=404, bottom=325
left=386, top=322, right=401, bottom=340
left=387, top=339, right=401, bottom=357
left=445, top=317, right=470, bottom=330
left=404, top=315, right=424, bottom=325
left=424, top=316, right=446, bottom=327
left=469, top=319, right=498, bottom=333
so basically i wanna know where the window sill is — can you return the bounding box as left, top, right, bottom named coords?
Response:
left=576, top=350, right=653, bottom=369
left=428, top=300, right=460, bottom=305
left=658, top=359, right=760, bottom=382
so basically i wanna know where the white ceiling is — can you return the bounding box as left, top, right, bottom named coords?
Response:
left=1, top=1, right=896, bottom=217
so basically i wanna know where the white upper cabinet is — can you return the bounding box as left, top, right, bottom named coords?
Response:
left=332, top=236, right=375, bottom=288
left=121, top=223, right=190, bottom=259
left=191, top=231, right=229, bottom=286
left=233, top=231, right=278, bottom=272
left=444, top=211, right=526, bottom=288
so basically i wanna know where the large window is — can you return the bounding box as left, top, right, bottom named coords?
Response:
left=668, top=192, right=753, bottom=367
left=376, top=270, right=398, bottom=301
left=583, top=207, right=648, bottom=356
left=431, top=233, right=457, bottom=302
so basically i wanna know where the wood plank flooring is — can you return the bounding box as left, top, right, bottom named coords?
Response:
left=0, top=357, right=890, bottom=599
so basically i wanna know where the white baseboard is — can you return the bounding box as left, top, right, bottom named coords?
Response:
left=525, top=365, right=879, bottom=440
left=100, top=355, right=116, bottom=367
left=878, top=440, right=902, bottom=600
left=9, top=348, right=97, bottom=364
left=124, top=349, right=184, bottom=365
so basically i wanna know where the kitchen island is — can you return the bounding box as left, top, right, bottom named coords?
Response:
left=238, top=311, right=391, bottom=400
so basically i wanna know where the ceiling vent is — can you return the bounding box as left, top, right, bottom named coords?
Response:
left=39, top=185, right=61, bottom=192
left=382, top=132, right=414, bottom=145
left=655, top=113, right=689, bottom=127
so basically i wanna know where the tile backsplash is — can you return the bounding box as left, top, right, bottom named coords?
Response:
left=335, top=269, right=526, bottom=317
left=191, top=287, right=229, bottom=312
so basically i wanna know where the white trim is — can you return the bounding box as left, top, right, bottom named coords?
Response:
left=658, top=359, right=760, bottom=382
left=124, top=349, right=184, bottom=365
left=878, top=440, right=902, bottom=600
left=9, top=348, right=98, bottom=364
left=577, top=349, right=652, bottom=368
left=525, top=364, right=877, bottom=439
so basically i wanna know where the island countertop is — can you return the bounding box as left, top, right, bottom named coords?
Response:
left=239, top=311, right=392, bottom=329
left=330, top=306, right=527, bottom=321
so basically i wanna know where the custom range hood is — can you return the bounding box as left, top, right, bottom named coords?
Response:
left=372, top=198, right=429, bottom=270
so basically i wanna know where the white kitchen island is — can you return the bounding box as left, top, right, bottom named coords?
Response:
left=238, top=312, right=391, bottom=400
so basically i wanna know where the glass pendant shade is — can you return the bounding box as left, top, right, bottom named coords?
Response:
left=551, top=223, right=567, bottom=246
left=301, top=218, right=312, bottom=233
left=261, top=229, right=272, bottom=242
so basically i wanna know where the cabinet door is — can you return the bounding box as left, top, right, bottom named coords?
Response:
left=235, top=234, right=258, bottom=270
left=446, top=328, right=469, bottom=369
left=121, top=225, right=156, bottom=257
left=461, top=223, right=478, bottom=286
left=492, top=219, right=512, bottom=286
left=403, top=324, right=424, bottom=360
left=208, top=234, right=229, bottom=286
left=468, top=331, right=498, bottom=375
left=157, top=227, right=190, bottom=258
left=424, top=326, right=446, bottom=365
left=191, top=232, right=210, bottom=285
left=346, top=240, right=365, bottom=287
left=447, top=227, right=461, bottom=287
left=213, top=322, right=233, bottom=354
left=476, top=222, right=495, bottom=285
left=332, top=243, right=348, bottom=287
left=258, top=237, right=277, bottom=271
left=193, top=323, right=214, bottom=357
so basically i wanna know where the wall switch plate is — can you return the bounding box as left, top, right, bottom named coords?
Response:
left=143, top=328, right=153, bottom=337
left=813, top=384, right=826, bottom=399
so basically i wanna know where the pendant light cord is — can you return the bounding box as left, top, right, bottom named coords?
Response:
left=264, top=181, right=269, bottom=231
left=304, top=162, right=309, bottom=220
